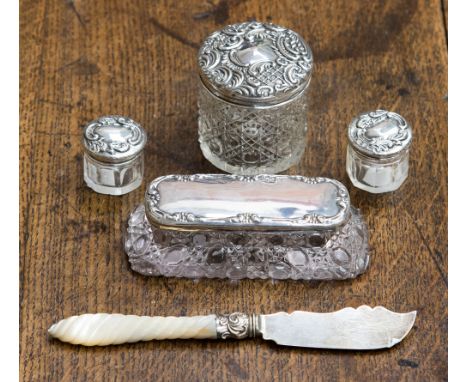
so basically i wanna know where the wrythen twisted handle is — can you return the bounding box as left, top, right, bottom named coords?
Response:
left=48, top=313, right=218, bottom=346
left=48, top=312, right=259, bottom=346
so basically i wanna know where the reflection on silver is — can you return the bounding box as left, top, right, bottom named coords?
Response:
left=198, top=21, right=313, bottom=106
left=260, top=306, right=416, bottom=350
left=347, top=110, right=412, bottom=158
left=145, top=174, right=350, bottom=231
left=83, top=115, right=147, bottom=163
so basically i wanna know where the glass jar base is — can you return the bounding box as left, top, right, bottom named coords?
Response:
left=200, top=142, right=305, bottom=175
left=346, top=145, right=409, bottom=194
left=348, top=176, right=408, bottom=194
left=83, top=152, right=144, bottom=196
left=84, top=174, right=142, bottom=196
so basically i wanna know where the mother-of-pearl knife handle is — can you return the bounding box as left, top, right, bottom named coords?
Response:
left=48, top=313, right=256, bottom=346
left=48, top=314, right=222, bottom=346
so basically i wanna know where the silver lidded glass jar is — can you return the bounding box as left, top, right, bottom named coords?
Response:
left=346, top=110, right=413, bottom=193
left=82, top=115, right=147, bottom=195
left=198, top=21, right=313, bottom=175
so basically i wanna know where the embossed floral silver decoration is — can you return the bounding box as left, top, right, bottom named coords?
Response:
left=216, top=313, right=253, bottom=339
left=83, top=115, right=146, bottom=162
left=124, top=174, right=369, bottom=281
left=82, top=115, right=147, bottom=195
left=347, top=110, right=412, bottom=157
left=197, top=21, right=313, bottom=175
left=346, top=110, right=413, bottom=193
left=198, top=21, right=312, bottom=105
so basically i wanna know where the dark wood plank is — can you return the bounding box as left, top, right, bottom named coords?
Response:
left=443, top=0, right=448, bottom=45
left=20, top=0, right=448, bottom=380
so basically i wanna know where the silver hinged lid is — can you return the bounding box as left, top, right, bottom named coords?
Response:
left=347, top=110, right=412, bottom=158
left=82, top=115, right=147, bottom=163
left=198, top=21, right=313, bottom=107
left=145, top=174, right=350, bottom=231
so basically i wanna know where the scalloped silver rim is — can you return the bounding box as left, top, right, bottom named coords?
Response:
left=82, top=115, right=147, bottom=163
left=145, top=174, right=351, bottom=231
left=347, top=110, right=412, bottom=159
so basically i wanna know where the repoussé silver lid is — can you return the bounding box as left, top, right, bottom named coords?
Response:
left=198, top=21, right=313, bottom=107
left=347, top=110, right=412, bottom=158
left=145, top=174, right=350, bottom=231
left=82, top=115, right=147, bottom=163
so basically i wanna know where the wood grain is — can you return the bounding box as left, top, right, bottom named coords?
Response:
left=20, top=0, right=448, bottom=380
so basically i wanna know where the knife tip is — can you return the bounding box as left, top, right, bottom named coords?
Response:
left=407, top=310, right=417, bottom=327
left=389, top=310, right=417, bottom=348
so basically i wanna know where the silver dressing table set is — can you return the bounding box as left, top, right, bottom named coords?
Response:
left=49, top=21, right=416, bottom=350
left=82, top=21, right=413, bottom=282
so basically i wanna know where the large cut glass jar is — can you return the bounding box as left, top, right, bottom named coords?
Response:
left=346, top=110, right=413, bottom=193
left=197, top=21, right=313, bottom=175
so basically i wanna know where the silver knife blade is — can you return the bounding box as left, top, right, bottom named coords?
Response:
left=259, top=305, right=416, bottom=350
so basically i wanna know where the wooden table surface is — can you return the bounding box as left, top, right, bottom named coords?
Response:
left=20, top=0, right=448, bottom=380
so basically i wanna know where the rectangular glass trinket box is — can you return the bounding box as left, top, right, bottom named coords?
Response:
left=124, top=174, right=369, bottom=280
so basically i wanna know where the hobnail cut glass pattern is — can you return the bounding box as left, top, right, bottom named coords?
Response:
left=198, top=85, right=308, bottom=175
left=124, top=204, right=369, bottom=281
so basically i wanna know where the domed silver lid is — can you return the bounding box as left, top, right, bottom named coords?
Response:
left=347, top=110, right=412, bottom=158
left=198, top=21, right=313, bottom=107
left=82, top=116, right=147, bottom=163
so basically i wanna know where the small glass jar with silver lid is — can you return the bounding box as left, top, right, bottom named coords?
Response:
left=346, top=110, right=412, bottom=193
left=198, top=21, right=313, bottom=175
left=82, top=115, right=147, bottom=195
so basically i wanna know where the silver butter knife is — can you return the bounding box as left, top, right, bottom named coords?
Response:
left=48, top=305, right=416, bottom=350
